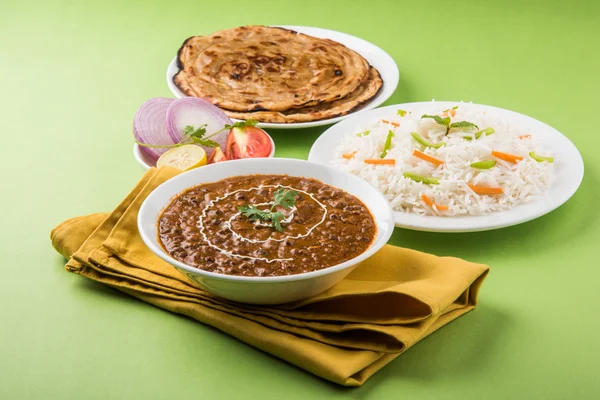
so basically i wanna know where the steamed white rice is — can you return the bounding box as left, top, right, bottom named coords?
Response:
left=332, top=103, right=554, bottom=216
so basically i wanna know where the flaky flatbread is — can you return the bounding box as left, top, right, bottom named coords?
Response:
left=173, top=26, right=370, bottom=113
left=222, top=67, right=383, bottom=123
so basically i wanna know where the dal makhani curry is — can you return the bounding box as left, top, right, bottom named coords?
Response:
left=158, top=175, right=376, bottom=277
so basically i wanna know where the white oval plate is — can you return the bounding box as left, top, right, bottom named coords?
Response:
left=166, top=25, right=399, bottom=129
left=308, top=101, right=584, bottom=232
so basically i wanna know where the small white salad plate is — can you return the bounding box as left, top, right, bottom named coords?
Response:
left=308, top=101, right=584, bottom=233
left=166, top=25, right=399, bottom=130
left=133, top=133, right=276, bottom=170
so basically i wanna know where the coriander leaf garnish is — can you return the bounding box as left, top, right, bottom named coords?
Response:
left=421, top=114, right=478, bottom=135
left=183, top=124, right=208, bottom=139
left=238, top=188, right=298, bottom=232
left=183, top=125, right=194, bottom=136
left=422, top=114, right=451, bottom=128
left=181, top=124, right=219, bottom=148
left=194, top=138, right=220, bottom=148
left=272, top=187, right=298, bottom=210
left=270, top=212, right=285, bottom=232
left=224, top=119, right=259, bottom=130
left=237, top=204, right=271, bottom=221
left=397, top=109, right=407, bottom=117
left=449, top=121, right=479, bottom=130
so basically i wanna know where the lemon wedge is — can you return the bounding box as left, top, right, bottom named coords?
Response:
left=156, top=145, right=207, bottom=171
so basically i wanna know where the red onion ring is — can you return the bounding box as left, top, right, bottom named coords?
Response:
left=133, top=98, right=176, bottom=161
left=166, top=97, right=232, bottom=153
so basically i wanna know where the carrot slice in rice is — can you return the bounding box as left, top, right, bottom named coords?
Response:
left=380, top=119, right=400, bottom=128
left=413, top=149, right=444, bottom=166
left=364, top=159, right=396, bottom=165
left=491, top=150, right=523, bottom=163
left=468, top=185, right=504, bottom=195
left=421, top=194, right=449, bottom=211
left=518, top=135, right=531, bottom=139
left=342, top=151, right=357, bottom=160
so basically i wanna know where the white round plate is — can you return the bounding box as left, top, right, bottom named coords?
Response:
left=166, top=25, right=399, bottom=130
left=308, top=101, right=584, bottom=232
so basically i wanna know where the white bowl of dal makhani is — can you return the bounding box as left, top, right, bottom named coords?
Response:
left=138, top=158, right=394, bottom=304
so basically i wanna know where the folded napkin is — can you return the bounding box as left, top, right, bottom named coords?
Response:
left=50, top=167, right=489, bottom=386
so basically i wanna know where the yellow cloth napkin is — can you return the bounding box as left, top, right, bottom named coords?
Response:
left=50, top=167, right=490, bottom=386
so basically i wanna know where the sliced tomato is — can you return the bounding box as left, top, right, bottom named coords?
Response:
left=225, top=126, right=272, bottom=159
left=207, top=146, right=228, bottom=164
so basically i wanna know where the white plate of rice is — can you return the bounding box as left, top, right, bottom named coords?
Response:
left=308, top=101, right=584, bottom=232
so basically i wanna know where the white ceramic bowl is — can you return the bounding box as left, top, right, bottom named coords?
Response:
left=133, top=133, right=276, bottom=170
left=137, top=158, right=395, bottom=304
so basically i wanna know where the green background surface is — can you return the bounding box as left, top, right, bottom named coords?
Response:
left=1, top=0, right=599, bottom=398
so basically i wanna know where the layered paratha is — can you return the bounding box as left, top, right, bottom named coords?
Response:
left=222, top=67, right=383, bottom=123
left=174, top=26, right=370, bottom=111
